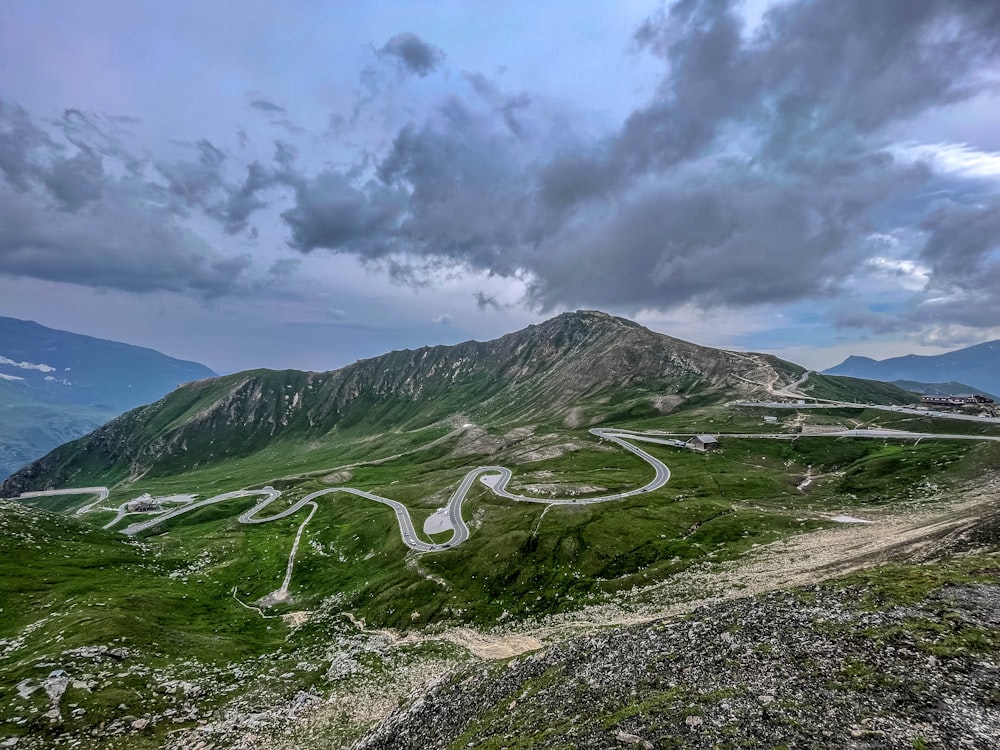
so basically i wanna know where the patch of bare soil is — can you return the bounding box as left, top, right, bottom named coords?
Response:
left=530, top=477, right=1000, bottom=640
left=323, top=470, right=353, bottom=484
left=281, top=611, right=312, bottom=628
left=513, top=483, right=608, bottom=496
left=514, top=442, right=584, bottom=463
left=651, top=395, right=683, bottom=413
left=451, top=422, right=537, bottom=458
left=563, top=407, right=586, bottom=429
left=439, top=628, right=543, bottom=660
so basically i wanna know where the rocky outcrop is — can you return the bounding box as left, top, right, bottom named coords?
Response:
left=356, top=578, right=1000, bottom=749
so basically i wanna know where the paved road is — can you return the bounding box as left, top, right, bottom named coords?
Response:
left=16, top=487, right=109, bottom=515
left=738, top=400, right=1000, bottom=424
left=11, top=428, right=672, bottom=556
left=648, top=429, right=1000, bottom=443
left=12, top=421, right=996, bottom=598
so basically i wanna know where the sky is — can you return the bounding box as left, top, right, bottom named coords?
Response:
left=1, top=0, right=999, bottom=375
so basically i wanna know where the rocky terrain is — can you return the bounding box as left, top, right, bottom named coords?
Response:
left=356, top=564, right=1000, bottom=749
left=2, top=310, right=986, bottom=749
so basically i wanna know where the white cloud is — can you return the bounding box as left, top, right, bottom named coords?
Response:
left=864, top=256, right=930, bottom=292
left=0, top=355, right=56, bottom=372
left=892, top=142, right=1000, bottom=180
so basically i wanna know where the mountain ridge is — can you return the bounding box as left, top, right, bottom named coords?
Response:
left=2, top=310, right=917, bottom=497
left=824, top=340, right=1000, bottom=396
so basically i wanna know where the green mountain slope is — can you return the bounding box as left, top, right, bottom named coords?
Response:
left=890, top=379, right=999, bottom=400
left=2, top=311, right=922, bottom=498
left=3, top=311, right=999, bottom=749
left=3, top=311, right=808, bottom=493
left=797, top=372, right=917, bottom=404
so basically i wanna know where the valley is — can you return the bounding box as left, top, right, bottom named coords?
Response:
left=2, top=312, right=999, bottom=749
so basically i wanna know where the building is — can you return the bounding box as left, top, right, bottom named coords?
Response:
left=126, top=493, right=157, bottom=512
left=687, top=435, right=719, bottom=451
left=763, top=415, right=779, bottom=424
left=921, top=394, right=994, bottom=407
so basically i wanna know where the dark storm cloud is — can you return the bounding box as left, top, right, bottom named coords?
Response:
left=473, top=291, right=501, bottom=310
left=0, top=101, right=253, bottom=297
left=0, top=188, right=250, bottom=297
left=282, top=171, right=407, bottom=254
left=919, top=197, right=1000, bottom=276
left=0, top=100, right=49, bottom=191
left=41, top=144, right=105, bottom=210
left=910, top=196, right=1000, bottom=328
left=285, top=93, right=537, bottom=268
left=157, top=139, right=228, bottom=211
left=249, top=99, right=286, bottom=113
left=378, top=33, right=445, bottom=78
left=280, top=0, right=1000, bottom=334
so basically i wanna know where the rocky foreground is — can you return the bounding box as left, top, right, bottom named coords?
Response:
left=356, top=561, right=1000, bottom=749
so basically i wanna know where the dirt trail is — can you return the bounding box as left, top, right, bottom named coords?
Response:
left=527, top=488, right=999, bottom=643
left=337, top=479, right=998, bottom=662
left=446, top=483, right=999, bottom=656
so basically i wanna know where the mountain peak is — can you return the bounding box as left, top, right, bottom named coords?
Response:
left=526, top=310, right=645, bottom=340
left=3, top=311, right=805, bottom=493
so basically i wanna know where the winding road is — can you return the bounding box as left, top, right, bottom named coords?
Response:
left=11, top=418, right=998, bottom=600
left=51, top=428, right=672, bottom=552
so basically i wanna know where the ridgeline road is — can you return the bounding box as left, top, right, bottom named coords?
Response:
left=10, top=420, right=997, bottom=600
left=737, top=400, right=1000, bottom=424
left=16, top=486, right=109, bottom=516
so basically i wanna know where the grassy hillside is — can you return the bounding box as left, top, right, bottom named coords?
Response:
left=4, top=399, right=1000, bottom=748
left=6, top=312, right=998, bottom=748
left=798, top=372, right=917, bottom=404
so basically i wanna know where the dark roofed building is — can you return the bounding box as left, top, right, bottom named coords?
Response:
left=687, top=435, right=719, bottom=451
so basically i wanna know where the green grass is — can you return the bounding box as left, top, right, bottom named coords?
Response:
left=4, top=401, right=999, bottom=747
left=799, top=373, right=917, bottom=404
left=12, top=417, right=995, bottom=631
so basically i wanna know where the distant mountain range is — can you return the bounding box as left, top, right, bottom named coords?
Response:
left=824, top=340, right=1000, bottom=397
left=3, top=310, right=915, bottom=496
left=0, top=316, right=216, bottom=479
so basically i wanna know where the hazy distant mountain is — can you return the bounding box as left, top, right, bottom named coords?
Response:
left=0, top=316, right=216, bottom=411
left=824, top=340, right=1000, bottom=397
left=3, top=310, right=913, bottom=495
left=888, top=380, right=998, bottom=401
left=0, top=316, right=216, bottom=479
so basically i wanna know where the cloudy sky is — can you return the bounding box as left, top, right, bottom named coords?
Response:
left=2, top=0, right=999, bottom=374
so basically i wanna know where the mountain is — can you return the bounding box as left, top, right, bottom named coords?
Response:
left=3, top=311, right=995, bottom=750
left=0, top=379, right=114, bottom=482
left=0, top=316, right=216, bottom=479
left=824, top=340, right=1000, bottom=396
left=2, top=310, right=916, bottom=497
left=889, top=379, right=998, bottom=401
left=0, top=316, right=216, bottom=411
